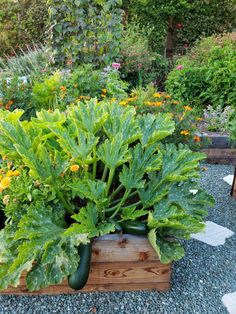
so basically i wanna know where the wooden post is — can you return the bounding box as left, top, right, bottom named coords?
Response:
left=1, top=234, right=172, bottom=295
left=231, top=166, right=236, bottom=199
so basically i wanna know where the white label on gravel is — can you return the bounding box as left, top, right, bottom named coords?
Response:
left=191, top=221, right=234, bottom=246
left=222, top=291, right=236, bottom=314
left=223, top=175, right=234, bottom=186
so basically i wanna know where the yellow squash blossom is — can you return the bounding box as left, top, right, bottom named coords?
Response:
left=70, top=165, right=80, bottom=172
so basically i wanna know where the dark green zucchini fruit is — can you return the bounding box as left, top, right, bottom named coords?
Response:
left=120, top=220, right=148, bottom=235
left=68, top=242, right=92, bottom=290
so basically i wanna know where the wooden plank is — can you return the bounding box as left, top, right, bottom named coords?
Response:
left=1, top=234, right=171, bottom=295
left=91, top=234, right=159, bottom=262
left=202, top=149, right=236, bottom=164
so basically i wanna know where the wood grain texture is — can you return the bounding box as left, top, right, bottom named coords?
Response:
left=1, top=234, right=171, bottom=295
left=202, top=149, right=236, bottom=164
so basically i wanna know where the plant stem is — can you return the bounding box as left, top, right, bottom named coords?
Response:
left=92, top=148, right=97, bottom=180
left=101, top=165, right=108, bottom=181
left=106, top=168, right=115, bottom=196
left=110, top=190, right=139, bottom=206
left=55, top=188, right=74, bottom=215
left=110, top=190, right=131, bottom=219
left=110, top=183, right=124, bottom=199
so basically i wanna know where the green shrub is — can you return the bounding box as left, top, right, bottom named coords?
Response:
left=166, top=33, right=236, bottom=109
left=0, top=0, right=48, bottom=56
left=124, top=0, right=236, bottom=55
left=119, top=22, right=169, bottom=88
left=0, top=100, right=214, bottom=291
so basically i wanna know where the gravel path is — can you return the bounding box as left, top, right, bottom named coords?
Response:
left=0, top=164, right=235, bottom=314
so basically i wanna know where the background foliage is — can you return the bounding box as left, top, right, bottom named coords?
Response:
left=47, top=0, right=123, bottom=67
left=166, top=33, right=236, bottom=109
left=0, top=0, right=48, bottom=56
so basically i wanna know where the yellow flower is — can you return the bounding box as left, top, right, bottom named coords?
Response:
left=6, top=170, right=14, bottom=177
left=127, top=97, right=137, bottom=102
left=2, top=156, right=7, bottom=161
left=119, top=100, right=128, bottom=106
left=12, top=170, right=20, bottom=177
left=1, top=177, right=11, bottom=189
left=172, top=101, right=179, bottom=105
left=74, top=84, right=78, bottom=88
left=111, top=98, right=116, bottom=103
left=153, top=93, right=162, bottom=98
left=144, top=101, right=151, bottom=106
left=164, top=94, right=171, bottom=99
left=155, top=101, right=163, bottom=107
left=184, top=106, right=192, bottom=111
left=180, top=130, right=189, bottom=136
left=70, top=165, right=80, bottom=172
left=102, top=89, right=107, bottom=94
left=101, top=94, right=106, bottom=98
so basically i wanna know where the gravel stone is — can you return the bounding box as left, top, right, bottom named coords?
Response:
left=0, top=164, right=235, bottom=314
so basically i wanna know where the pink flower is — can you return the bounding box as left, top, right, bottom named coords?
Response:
left=112, top=63, right=121, bottom=70
left=138, top=63, right=142, bottom=69
left=177, top=65, right=184, bottom=70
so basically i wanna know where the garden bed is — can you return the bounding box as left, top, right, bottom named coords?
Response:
left=1, top=234, right=171, bottom=295
left=201, top=134, right=236, bottom=164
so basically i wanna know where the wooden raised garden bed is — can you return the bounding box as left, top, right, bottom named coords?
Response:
left=201, top=134, right=236, bottom=164
left=2, top=234, right=171, bottom=295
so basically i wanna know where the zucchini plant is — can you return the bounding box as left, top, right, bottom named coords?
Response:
left=0, top=99, right=214, bottom=291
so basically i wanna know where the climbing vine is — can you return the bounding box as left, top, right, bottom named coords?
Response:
left=47, top=0, right=123, bottom=67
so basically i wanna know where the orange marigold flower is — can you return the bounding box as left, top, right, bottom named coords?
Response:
left=155, top=101, right=163, bottom=107
left=70, top=165, right=80, bottom=172
left=180, top=130, right=189, bottom=136
left=184, top=105, right=192, bottom=111
left=60, top=86, right=67, bottom=92
left=194, top=136, right=201, bottom=142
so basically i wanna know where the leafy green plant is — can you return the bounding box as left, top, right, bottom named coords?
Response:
left=48, top=0, right=123, bottom=67
left=203, top=105, right=234, bottom=133
left=0, top=100, right=214, bottom=291
left=119, top=21, right=169, bottom=88
left=0, top=45, right=50, bottom=78
left=166, top=33, right=236, bottom=109
left=119, top=84, right=202, bottom=149
left=0, top=0, right=48, bottom=56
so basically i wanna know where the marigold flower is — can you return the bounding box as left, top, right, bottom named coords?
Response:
left=12, top=170, right=20, bottom=177
left=164, top=95, right=171, bottom=99
left=60, top=86, right=67, bottom=92
left=155, top=101, right=163, bottom=107
left=184, top=106, right=192, bottom=111
left=111, top=98, right=116, bottom=103
left=1, top=177, right=11, bottom=189
left=180, top=130, right=189, bottom=136
left=194, top=136, right=201, bottom=142
left=153, top=93, right=162, bottom=98
left=70, top=165, right=80, bottom=172
left=172, top=101, right=179, bottom=105
left=102, top=89, right=107, bottom=94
